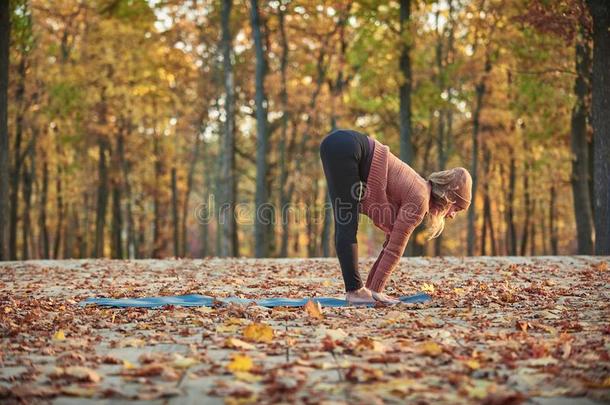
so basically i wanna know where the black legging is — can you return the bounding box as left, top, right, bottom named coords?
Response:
left=319, top=129, right=371, bottom=292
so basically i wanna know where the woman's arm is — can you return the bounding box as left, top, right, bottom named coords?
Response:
left=364, top=233, right=390, bottom=287
left=365, top=201, right=426, bottom=293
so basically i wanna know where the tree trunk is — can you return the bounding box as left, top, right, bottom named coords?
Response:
left=21, top=159, right=33, bottom=260
left=9, top=53, right=27, bottom=260
left=250, top=0, right=270, bottom=258
left=53, top=157, right=64, bottom=259
left=111, top=186, right=122, bottom=259
left=570, top=27, right=595, bottom=254
left=110, top=133, right=123, bottom=259
left=520, top=159, right=531, bottom=256
left=171, top=166, right=179, bottom=257
left=0, top=0, right=9, bottom=260
left=399, top=0, right=414, bottom=164
left=39, top=159, right=50, bottom=259
left=507, top=151, right=517, bottom=255
left=467, top=42, right=493, bottom=255
left=277, top=6, right=291, bottom=258
left=117, top=129, right=135, bottom=258
left=586, top=0, right=610, bottom=255
left=94, top=138, right=109, bottom=258
left=180, top=130, right=202, bottom=258
left=152, top=130, right=163, bottom=258
left=218, top=0, right=238, bottom=257
left=529, top=199, right=537, bottom=255
left=550, top=184, right=558, bottom=254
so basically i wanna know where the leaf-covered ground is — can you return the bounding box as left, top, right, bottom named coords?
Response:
left=1, top=256, right=609, bottom=404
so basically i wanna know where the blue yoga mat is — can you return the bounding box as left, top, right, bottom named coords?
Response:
left=79, top=292, right=431, bottom=309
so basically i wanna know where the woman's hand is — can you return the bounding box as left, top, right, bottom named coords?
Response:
left=371, top=291, right=401, bottom=305
left=345, top=287, right=376, bottom=305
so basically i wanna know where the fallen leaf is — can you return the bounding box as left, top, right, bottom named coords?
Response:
left=122, top=360, right=136, bottom=370
left=421, top=283, right=436, bottom=293
left=304, top=299, right=324, bottom=319
left=225, top=337, right=256, bottom=350
left=464, top=359, right=480, bottom=370
left=227, top=354, right=253, bottom=373
left=52, top=366, right=102, bottom=383
left=418, top=341, right=443, bottom=357
left=52, top=330, right=66, bottom=341
left=117, top=337, right=146, bottom=348
left=243, top=322, right=274, bottom=343
left=171, top=354, right=199, bottom=369
left=60, top=385, right=97, bottom=398
left=324, top=328, right=348, bottom=341
left=354, top=337, right=387, bottom=353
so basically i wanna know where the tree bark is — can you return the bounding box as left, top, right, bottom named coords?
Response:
left=399, top=0, right=414, bottom=164
left=277, top=5, right=292, bottom=258
left=550, top=184, right=558, bottom=254
left=586, top=0, right=610, bottom=254
left=218, top=0, right=238, bottom=257
left=180, top=130, right=202, bottom=258
left=250, top=0, right=270, bottom=258
left=171, top=166, right=179, bottom=257
left=152, top=132, right=163, bottom=258
left=39, top=159, right=50, bottom=258
left=21, top=157, right=34, bottom=259
left=9, top=52, right=27, bottom=260
left=507, top=150, right=517, bottom=255
left=94, top=137, right=109, bottom=258
left=0, top=0, right=9, bottom=260
left=570, top=27, right=594, bottom=254
left=520, top=158, right=531, bottom=256
left=53, top=153, right=64, bottom=259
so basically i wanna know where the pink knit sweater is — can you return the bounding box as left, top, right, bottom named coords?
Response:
left=358, top=138, right=430, bottom=292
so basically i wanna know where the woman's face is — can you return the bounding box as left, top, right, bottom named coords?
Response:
left=445, top=200, right=468, bottom=219
left=445, top=203, right=460, bottom=219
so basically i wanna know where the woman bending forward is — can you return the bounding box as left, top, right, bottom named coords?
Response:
left=319, top=129, right=472, bottom=305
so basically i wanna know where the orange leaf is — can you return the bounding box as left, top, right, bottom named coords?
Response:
left=304, top=299, right=324, bottom=319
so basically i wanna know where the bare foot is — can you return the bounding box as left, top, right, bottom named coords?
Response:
left=345, top=287, right=376, bottom=305
left=371, top=291, right=401, bottom=305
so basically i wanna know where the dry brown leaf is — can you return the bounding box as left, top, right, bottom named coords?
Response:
left=304, top=299, right=324, bottom=319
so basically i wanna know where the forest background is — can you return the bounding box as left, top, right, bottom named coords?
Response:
left=0, top=0, right=608, bottom=261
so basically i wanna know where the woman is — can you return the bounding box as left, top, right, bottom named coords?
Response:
left=319, top=128, right=472, bottom=305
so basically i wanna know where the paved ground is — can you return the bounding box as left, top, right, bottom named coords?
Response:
left=0, top=256, right=609, bottom=404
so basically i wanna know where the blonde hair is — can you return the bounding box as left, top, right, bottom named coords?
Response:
left=422, top=167, right=472, bottom=240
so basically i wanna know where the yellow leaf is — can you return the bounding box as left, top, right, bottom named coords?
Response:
left=118, top=337, right=145, bottom=348
left=419, top=341, right=442, bottom=356
left=123, top=360, right=136, bottom=370
left=421, top=283, right=436, bottom=293
left=243, top=323, right=274, bottom=343
left=172, top=355, right=199, bottom=369
left=304, top=299, right=324, bottom=319
left=453, top=287, right=465, bottom=295
left=225, top=337, right=255, bottom=350
left=464, top=359, right=480, bottom=370
left=322, top=280, right=332, bottom=287
left=465, top=379, right=493, bottom=399
left=227, top=354, right=253, bottom=373
left=216, top=317, right=245, bottom=333
left=233, top=371, right=262, bottom=382
left=53, top=330, right=66, bottom=341
left=61, top=385, right=97, bottom=397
